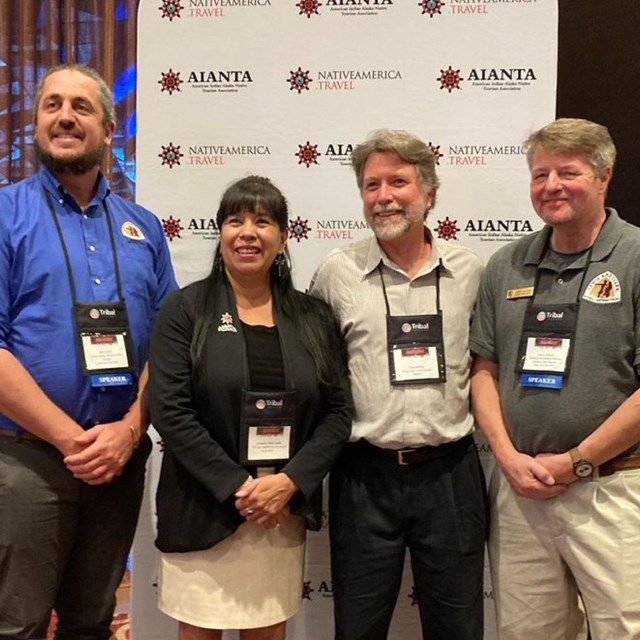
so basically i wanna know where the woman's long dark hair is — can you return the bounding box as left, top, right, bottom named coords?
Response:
left=190, top=175, right=346, bottom=385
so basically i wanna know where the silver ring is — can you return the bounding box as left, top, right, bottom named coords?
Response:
left=247, top=509, right=254, bottom=516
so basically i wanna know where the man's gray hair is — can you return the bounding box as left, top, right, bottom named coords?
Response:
left=33, top=63, right=116, bottom=129
left=524, top=118, right=616, bottom=176
left=351, top=129, right=441, bottom=200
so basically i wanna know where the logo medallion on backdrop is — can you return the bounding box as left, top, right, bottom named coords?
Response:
left=435, top=217, right=459, bottom=241
left=438, top=66, right=463, bottom=92
left=159, top=143, right=183, bottom=168
left=159, top=0, right=183, bottom=20
left=297, top=0, right=322, bottom=17
left=296, top=142, right=321, bottom=167
left=158, top=69, right=183, bottom=94
left=288, top=217, right=312, bottom=243
left=428, top=142, right=443, bottom=165
left=162, top=216, right=183, bottom=241
left=420, top=0, right=444, bottom=18
left=287, top=67, right=313, bottom=93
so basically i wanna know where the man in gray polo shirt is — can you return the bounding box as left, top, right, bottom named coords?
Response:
left=471, top=118, right=640, bottom=640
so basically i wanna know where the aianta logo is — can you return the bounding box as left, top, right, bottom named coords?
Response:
left=187, top=70, right=254, bottom=94
left=287, top=67, right=313, bottom=93
left=162, top=215, right=183, bottom=241
left=159, top=142, right=183, bottom=168
left=437, top=66, right=463, bottom=92
left=159, top=0, right=183, bottom=20
left=428, top=141, right=443, bottom=165
left=325, top=142, right=354, bottom=167
left=288, top=217, right=312, bottom=242
left=158, top=69, right=183, bottom=95
left=325, top=0, right=393, bottom=16
left=419, top=0, right=445, bottom=17
left=302, top=581, right=315, bottom=601
left=296, top=141, right=321, bottom=168
left=436, top=216, right=459, bottom=241
left=297, top=0, right=321, bottom=17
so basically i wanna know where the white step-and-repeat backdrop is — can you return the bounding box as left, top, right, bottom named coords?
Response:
left=133, top=1, right=558, bottom=638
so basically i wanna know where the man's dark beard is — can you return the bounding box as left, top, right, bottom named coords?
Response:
left=36, top=140, right=105, bottom=175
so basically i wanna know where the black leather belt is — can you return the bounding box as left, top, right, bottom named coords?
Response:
left=0, top=427, right=41, bottom=441
left=354, top=434, right=473, bottom=466
left=600, top=454, right=640, bottom=477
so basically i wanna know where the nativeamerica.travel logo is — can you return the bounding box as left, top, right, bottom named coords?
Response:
left=288, top=215, right=368, bottom=242
left=287, top=66, right=401, bottom=93
left=159, top=142, right=271, bottom=168
left=159, top=0, right=272, bottom=20
left=435, top=0, right=538, bottom=16
left=437, top=65, right=537, bottom=93
left=437, top=141, right=525, bottom=166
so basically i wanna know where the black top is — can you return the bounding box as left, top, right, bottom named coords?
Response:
left=150, top=277, right=353, bottom=552
left=241, top=322, right=285, bottom=391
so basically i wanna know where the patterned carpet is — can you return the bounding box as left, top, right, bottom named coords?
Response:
left=46, top=572, right=130, bottom=639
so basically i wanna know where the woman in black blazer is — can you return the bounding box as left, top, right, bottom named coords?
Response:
left=150, top=176, right=352, bottom=640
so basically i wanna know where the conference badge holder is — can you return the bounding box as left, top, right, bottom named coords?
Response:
left=517, top=303, right=577, bottom=390
left=75, top=301, right=135, bottom=388
left=387, top=313, right=446, bottom=385
left=239, top=390, right=297, bottom=465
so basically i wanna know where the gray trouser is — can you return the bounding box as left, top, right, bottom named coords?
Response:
left=0, top=434, right=151, bottom=640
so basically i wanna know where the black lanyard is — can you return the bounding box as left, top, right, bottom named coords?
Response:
left=378, top=261, right=442, bottom=315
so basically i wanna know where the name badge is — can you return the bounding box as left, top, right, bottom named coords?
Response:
left=387, top=313, right=446, bottom=384
left=392, top=345, right=441, bottom=382
left=81, top=333, right=129, bottom=371
left=74, top=301, right=135, bottom=378
left=522, top=336, right=571, bottom=373
left=239, top=390, right=297, bottom=466
left=517, top=302, right=577, bottom=387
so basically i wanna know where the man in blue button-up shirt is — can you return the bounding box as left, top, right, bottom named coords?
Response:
left=0, top=64, right=177, bottom=639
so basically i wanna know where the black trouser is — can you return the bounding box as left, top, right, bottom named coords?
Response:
left=0, top=434, right=151, bottom=640
left=329, top=436, right=487, bottom=640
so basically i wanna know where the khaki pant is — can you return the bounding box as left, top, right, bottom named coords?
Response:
left=489, top=467, right=640, bottom=640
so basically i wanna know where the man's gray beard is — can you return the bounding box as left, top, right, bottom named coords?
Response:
left=36, top=140, right=104, bottom=176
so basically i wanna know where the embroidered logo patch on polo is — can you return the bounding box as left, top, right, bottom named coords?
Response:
left=582, top=271, right=621, bottom=304
left=121, top=221, right=145, bottom=240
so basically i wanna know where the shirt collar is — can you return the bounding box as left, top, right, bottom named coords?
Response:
left=362, top=226, right=451, bottom=279
left=524, top=208, right=623, bottom=267
left=38, top=165, right=111, bottom=209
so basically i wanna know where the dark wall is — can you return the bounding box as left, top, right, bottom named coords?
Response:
left=557, top=1, right=640, bottom=225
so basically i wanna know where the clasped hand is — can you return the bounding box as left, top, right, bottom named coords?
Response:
left=235, top=473, right=298, bottom=529
left=63, top=421, right=136, bottom=485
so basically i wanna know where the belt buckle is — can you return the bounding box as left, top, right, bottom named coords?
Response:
left=397, top=449, right=414, bottom=466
